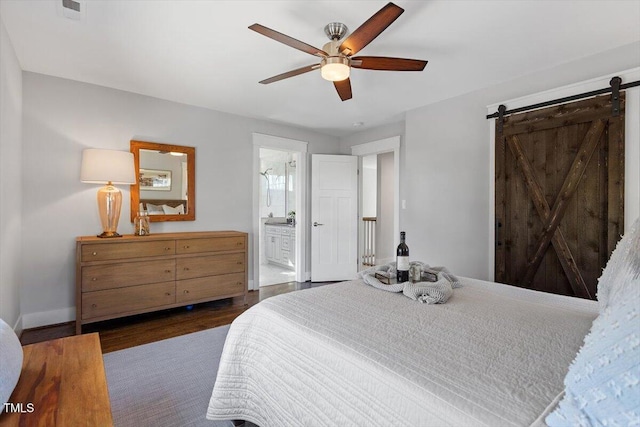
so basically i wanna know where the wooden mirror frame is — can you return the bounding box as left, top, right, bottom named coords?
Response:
left=130, top=140, right=195, bottom=222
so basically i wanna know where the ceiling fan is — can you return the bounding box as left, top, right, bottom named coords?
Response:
left=249, top=2, right=427, bottom=101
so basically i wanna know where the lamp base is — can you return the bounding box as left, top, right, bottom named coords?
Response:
left=96, top=183, right=124, bottom=238
left=97, top=231, right=123, bottom=238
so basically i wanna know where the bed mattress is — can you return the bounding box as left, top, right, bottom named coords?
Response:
left=207, top=277, right=598, bottom=426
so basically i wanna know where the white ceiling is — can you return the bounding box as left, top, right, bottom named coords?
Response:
left=1, top=1, right=639, bottom=136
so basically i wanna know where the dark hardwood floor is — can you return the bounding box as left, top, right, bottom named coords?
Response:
left=20, top=281, right=333, bottom=353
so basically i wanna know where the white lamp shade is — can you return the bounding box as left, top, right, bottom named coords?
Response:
left=81, top=149, right=136, bottom=184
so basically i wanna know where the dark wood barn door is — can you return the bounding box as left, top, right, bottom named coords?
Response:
left=495, top=94, right=625, bottom=299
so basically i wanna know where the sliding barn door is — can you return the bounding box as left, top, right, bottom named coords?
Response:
left=495, top=94, right=625, bottom=299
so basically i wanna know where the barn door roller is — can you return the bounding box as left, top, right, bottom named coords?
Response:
left=610, top=77, right=621, bottom=117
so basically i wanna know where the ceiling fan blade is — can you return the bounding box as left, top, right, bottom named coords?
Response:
left=334, top=78, right=352, bottom=101
left=259, top=64, right=320, bottom=85
left=249, top=24, right=328, bottom=58
left=339, top=2, right=404, bottom=56
left=351, top=56, right=427, bottom=71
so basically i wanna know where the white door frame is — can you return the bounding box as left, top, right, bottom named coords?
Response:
left=252, top=133, right=308, bottom=290
left=351, top=136, right=401, bottom=263
left=487, top=68, right=640, bottom=281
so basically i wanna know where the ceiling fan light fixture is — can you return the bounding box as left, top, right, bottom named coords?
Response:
left=321, top=56, right=350, bottom=82
left=252, top=3, right=427, bottom=101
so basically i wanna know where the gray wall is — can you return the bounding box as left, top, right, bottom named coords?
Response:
left=0, top=15, right=23, bottom=331
left=21, top=72, right=340, bottom=328
left=376, top=152, right=394, bottom=263
left=340, top=121, right=405, bottom=153
left=342, top=42, right=640, bottom=281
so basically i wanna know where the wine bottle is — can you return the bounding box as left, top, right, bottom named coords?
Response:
left=396, top=231, right=409, bottom=282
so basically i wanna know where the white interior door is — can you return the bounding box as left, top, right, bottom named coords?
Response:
left=311, top=154, right=358, bottom=281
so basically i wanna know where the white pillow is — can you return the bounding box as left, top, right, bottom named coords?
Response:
left=546, top=279, right=640, bottom=426
left=162, top=204, right=184, bottom=215
left=145, top=203, right=164, bottom=214
left=597, top=216, right=640, bottom=312
left=0, top=318, right=23, bottom=413
left=547, top=218, right=640, bottom=426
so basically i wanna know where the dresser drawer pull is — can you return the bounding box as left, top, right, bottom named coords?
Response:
left=92, top=252, right=97, bottom=256
left=236, top=261, right=242, bottom=265
left=183, top=245, right=190, bottom=249
left=91, top=304, right=97, bottom=308
left=165, top=270, right=172, bottom=273
left=237, top=282, right=242, bottom=285
left=183, top=290, right=189, bottom=294
left=165, top=247, right=171, bottom=251
left=183, top=267, right=190, bottom=271
left=237, top=242, right=242, bottom=246
left=165, top=292, right=171, bottom=296
left=91, top=277, right=97, bottom=281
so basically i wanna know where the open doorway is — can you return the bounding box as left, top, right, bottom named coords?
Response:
left=352, top=137, right=400, bottom=271
left=360, top=152, right=396, bottom=269
left=252, top=133, right=308, bottom=291
left=259, top=148, right=297, bottom=287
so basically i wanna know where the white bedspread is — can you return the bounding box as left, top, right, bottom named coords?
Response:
left=207, top=278, right=597, bottom=426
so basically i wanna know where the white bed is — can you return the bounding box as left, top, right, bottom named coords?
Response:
left=206, top=277, right=598, bottom=426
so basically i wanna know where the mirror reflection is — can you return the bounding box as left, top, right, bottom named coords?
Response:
left=130, top=140, right=195, bottom=222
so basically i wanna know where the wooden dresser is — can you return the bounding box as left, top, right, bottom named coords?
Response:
left=76, top=231, right=248, bottom=334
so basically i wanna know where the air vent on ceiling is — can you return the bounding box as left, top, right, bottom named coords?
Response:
left=57, top=0, right=85, bottom=21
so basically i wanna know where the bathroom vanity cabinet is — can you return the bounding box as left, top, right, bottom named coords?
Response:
left=265, top=224, right=296, bottom=269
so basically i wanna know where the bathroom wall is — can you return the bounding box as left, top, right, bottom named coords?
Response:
left=259, top=148, right=290, bottom=219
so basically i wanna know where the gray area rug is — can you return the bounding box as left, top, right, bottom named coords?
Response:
left=103, top=325, right=235, bottom=427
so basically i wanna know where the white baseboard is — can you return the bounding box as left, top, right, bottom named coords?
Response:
left=21, top=307, right=74, bottom=330
left=13, top=314, right=23, bottom=336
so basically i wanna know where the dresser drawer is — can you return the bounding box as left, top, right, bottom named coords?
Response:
left=82, top=259, right=175, bottom=292
left=176, top=253, right=245, bottom=280
left=176, top=236, right=245, bottom=254
left=82, top=281, right=175, bottom=319
left=176, top=273, right=245, bottom=303
left=82, top=240, right=175, bottom=262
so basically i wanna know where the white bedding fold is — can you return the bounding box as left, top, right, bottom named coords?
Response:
left=207, top=277, right=597, bottom=426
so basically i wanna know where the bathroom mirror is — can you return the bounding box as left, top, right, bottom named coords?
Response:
left=130, top=140, right=195, bottom=222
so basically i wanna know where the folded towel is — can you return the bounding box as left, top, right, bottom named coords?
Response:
left=403, top=278, right=454, bottom=304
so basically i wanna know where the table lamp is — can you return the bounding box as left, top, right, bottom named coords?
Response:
left=81, top=149, right=136, bottom=238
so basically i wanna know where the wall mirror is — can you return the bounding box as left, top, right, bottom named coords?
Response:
left=130, top=140, right=195, bottom=222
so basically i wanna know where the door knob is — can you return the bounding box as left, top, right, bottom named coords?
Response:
left=313, top=222, right=324, bottom=227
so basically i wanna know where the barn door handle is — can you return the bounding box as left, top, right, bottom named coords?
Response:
left=495, top=219, right=503, bottom=248
left=313, top=222, right=324, bottom=227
